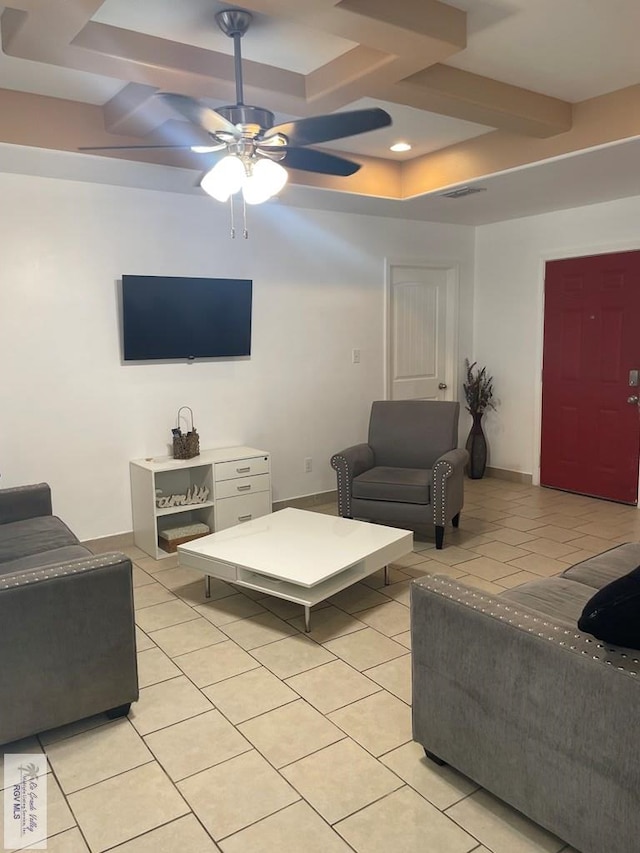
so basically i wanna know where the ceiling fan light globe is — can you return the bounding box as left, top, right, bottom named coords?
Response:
left=200, top=154, right=245, bottom=202
left=242, top=158, right=288, bottom=205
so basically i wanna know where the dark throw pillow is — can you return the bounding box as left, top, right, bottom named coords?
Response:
left=578, top=565, right=640, bottom=649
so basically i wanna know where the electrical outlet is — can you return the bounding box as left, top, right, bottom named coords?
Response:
left=304, top=457, right=313, bottom=473
left=352, top=348, right=361, bottom=364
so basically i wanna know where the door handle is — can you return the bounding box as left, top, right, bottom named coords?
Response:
left=438, top=382, right=447, bottom=390
left=627, top=395, right=639, bottom=405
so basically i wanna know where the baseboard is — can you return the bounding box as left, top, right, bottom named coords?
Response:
left=82, top=531, right=135, bottom=551
left=486, top=467, right=533, bottom=485
left=273, top=490, right=337, bottom=511
left=83, top=491, right=338, bottom=550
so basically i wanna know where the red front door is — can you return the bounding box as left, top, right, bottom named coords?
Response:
left=541, top=250, right=640, bottom=504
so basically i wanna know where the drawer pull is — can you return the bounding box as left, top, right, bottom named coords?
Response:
left=236, top=466, right=251, bottom=473
left=237, top=484, right=251, bottom=491
left=238, top=514, right=252, bottom=521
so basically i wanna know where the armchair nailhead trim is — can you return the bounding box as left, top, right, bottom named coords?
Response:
left=330, top=455, right=351, bottom=517
left=331, top=448, right=463, bottom=533
left=0, top=553, right=128, bottom=590
left=415, top=575, right=640, bottom=678
left=432, top=460, right=453, bottom=526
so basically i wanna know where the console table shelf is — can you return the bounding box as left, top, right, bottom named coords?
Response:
left=130, top=446, right=272, bottom=559
left=156, top=501, right=215, bottom=518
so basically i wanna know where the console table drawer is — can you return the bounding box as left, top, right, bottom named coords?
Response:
left=216, top=491, right=271, bottom=531
left=215, top=456, right=269, bottom=482
left=216, top=473, right=270, bottom=500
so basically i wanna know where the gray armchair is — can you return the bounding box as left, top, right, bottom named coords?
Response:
left=0, top=483, right=138, bottom=744
left=330, top=400, right=468, bottom=549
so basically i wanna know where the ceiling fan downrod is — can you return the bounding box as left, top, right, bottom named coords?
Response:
left=216, top=9, right=252, bottom=107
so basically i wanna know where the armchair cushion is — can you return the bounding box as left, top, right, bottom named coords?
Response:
left=1, top=545, right=92, bottom=575
left=352, top=467, right=431, bottom=504
left=0, top=515, right=79, bottom=564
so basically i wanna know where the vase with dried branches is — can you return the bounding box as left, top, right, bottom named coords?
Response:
left=463, top=359, right=496, bottom=479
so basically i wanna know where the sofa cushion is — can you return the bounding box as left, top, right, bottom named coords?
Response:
left=562, top=542, right=640, bottom=590
left=501, top=577, right=595, bottom=626
left=0, top=545, right=93, bottom=576
left=577, top=566, right=640, bottom=648
left=0, top=516, right=79, bottom=564
left=352, top=466, right=431, bottom=504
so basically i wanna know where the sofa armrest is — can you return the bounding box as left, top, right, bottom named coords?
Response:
left=0, top=552, right=139, bottom=744
left=431, top=448, right=467, bottom=526
left=411, top=574, right=640, bottom=853
left=330, top=443, right=375, bottom=517
left=0, top=483, right=52, bottom=525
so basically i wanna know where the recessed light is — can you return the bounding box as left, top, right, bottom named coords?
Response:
left=390, top=142, right=412, bottom=152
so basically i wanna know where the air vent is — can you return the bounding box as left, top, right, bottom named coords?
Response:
left=440, top=186, right=487, bottom=199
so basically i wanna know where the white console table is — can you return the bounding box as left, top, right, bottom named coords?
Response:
left=130, top=446, right=272, bottom=559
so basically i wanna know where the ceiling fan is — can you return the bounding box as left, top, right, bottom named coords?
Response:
left=81, top=8, right=392, bottom=209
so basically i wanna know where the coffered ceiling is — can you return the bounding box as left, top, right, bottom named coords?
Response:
left=2, top=0, right=640, bottom=223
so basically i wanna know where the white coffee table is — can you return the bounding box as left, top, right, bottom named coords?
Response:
left=177, top=507, right=413, bottom=631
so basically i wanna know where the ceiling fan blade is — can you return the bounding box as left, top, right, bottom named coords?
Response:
left=79, top=144, right=203, bottom=151
left=263, top=107, right=391, bottom=147
left=158, top=93, right=240, bottom=138
left=274, top=147, right=361, bottom=177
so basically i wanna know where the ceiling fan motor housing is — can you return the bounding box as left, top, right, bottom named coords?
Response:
left=217, top=104, right=275, bottom=136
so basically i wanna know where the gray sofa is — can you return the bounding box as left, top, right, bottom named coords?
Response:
left=411, top=542, right=640, bottom=853
left=0, top=483, right=138, bottom=744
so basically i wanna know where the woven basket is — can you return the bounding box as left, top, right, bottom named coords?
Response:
left=172, top=406, right=200, bottom=459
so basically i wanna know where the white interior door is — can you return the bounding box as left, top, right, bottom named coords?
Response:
left=386, top=262, right=457, bottom=400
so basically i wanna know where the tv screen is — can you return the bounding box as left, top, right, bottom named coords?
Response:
left=121, top=275, right=252, bottom=361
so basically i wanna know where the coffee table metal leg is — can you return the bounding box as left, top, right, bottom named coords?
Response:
left=205, top=575, right=211, bottom=598
left=384, top=565, right=390, bottom=586
left=304, top=605, right=311, bottom=633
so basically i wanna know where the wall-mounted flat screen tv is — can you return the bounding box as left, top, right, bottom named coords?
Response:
left=121, top=275, right=252, bottom=361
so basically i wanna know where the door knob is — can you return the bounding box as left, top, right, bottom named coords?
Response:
left=438, top=382, right=447, bottom=390
left=627, top=395, right=639, bottom=405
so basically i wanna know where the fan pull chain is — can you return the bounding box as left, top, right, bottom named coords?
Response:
left=229, top=194, right=236, bottom=239
left=242, top=195, right=248, bottom=239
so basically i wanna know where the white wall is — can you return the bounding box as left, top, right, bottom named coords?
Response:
left=0, top=172, right=474, bottom=540
left=474, top=195, right=640, bottom=477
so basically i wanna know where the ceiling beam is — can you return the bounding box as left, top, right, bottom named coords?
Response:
left=399, top=84, right=640, bottom=198
left=0, top=83, right=638, bottom=204
left=380, top=65, right=572, bottom=138
left=0, top=0, right=574, bottom=144
left=103, top=84, right=168, bottom=137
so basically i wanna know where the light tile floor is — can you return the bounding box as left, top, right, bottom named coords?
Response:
left=5, top=477, right=637, bottom=852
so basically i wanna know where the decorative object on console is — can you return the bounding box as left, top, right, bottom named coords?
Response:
left=155, top=484, right=210, bottom=509
left=463, top=359, right=496, bottom=480
left=172, top=406, right=200, bottom=459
